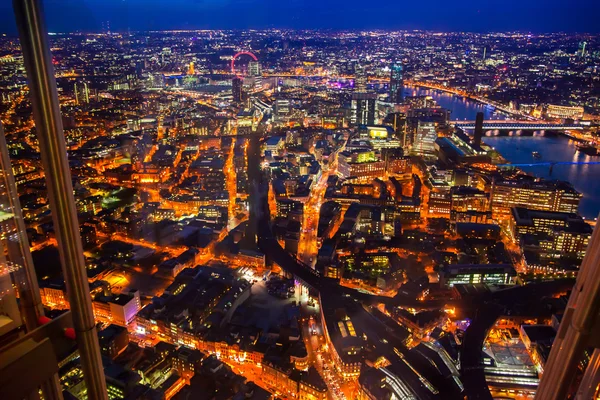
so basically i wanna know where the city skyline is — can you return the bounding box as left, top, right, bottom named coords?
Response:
left=1, top=0, right=600, bottom=34
left=1, top=3, right=600, bottom=397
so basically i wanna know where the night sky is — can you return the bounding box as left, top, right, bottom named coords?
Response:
left=1, top=0, right=599, bottom=33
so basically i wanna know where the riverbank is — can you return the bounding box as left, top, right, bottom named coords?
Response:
left=405, top=81, right=529, bottom=120
left=483, top=135, right=600, bottom=220
left=406, top=86, right=600, bottom=219
left=403, top=86, right=508, bottom=121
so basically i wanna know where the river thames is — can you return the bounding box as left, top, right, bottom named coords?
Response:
left=406, top=87, right=600, bottom=220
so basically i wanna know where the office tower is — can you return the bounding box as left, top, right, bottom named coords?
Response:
left=74, top=81, right=89, bottom=105
left=389, top=62, right=404, bottom=104
left=274, top=99, right=290, bottom=122
left=351, top=93, right=377, bottom=125
left=491, top=178, right=581, bottom=217
left=252, top=75, right=263, bottom=91
left=473, top=111, right=484, bottom=148
left=412, top=120, right=438, bottom=157
left=392, top=112, right=407, bottom=145
left=232, top=77, right=243, bottom=103
left=150, top=73, right=165, bottom=88
left=578, top=41, right=588, bottom=58
left=510, top=207, right=591, bottom=270
left=354, top=64, right=367, bottom=92
left=248, top=60, right=261, bottom=77
left=337, top=151, right=386, bottom=180
left=135, top=61, right=144, bottom=78
left=404, top=107, right=449, bottom=149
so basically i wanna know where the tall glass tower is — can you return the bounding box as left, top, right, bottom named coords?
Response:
left=390, top=62, right=404, bottom=104
left=354, top=64, right=367, bottom=92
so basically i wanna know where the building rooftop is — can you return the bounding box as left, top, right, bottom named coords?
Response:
left=520, top=324, right=557, bottom=344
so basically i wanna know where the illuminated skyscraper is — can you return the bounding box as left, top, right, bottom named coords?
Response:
left=74, top=81, right=89, bottom=105
left=351, top=93, right=376, bottom=125
left=389, top=62, right=403, bottom=104
left=232, top=77, right=243, bottom=103
left=412, top=120, right=437, bottom=158
left=392, top=112, right=407, bottom=147
left=578, top=41, right=588, bottom=58
left=248, top=60, right=261, bottom=77
left=355, top=64, right=367, bottom=92
left=247, top=61, right=262, bottom=90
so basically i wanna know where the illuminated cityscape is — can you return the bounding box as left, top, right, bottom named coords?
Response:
left=1, top=1, right=600, bottom=399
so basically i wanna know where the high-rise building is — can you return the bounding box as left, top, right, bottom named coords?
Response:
left=391, top=112, right=407, bottom=147
left=354, top=64, right=367, bottom=92
left=389, top=62, right=404, bottom=104
left=232, top=77, right=243, bottom=103
left=510, top=207, right=592, bottom=269
left=491, top=178, right=581, bottom=217
left=351, top=93, right=377, bottom=125
left=74, top=81, right=89, bottom=105
left=405, top=107, right=449, bottom=148
left=274, top=99, right=290, bottom=121
left=412, top=120, right=438, bottom=157
left=150, top=73, right=165, bottom=88
left=578, top=41, right=588, bottom=58
left=248, top=60, right=261, bottom=77
left=473, top=111, right=484, bottom=148
left=337, top=150, right=386, bottom=180
left=247, top=61, right=262, bottom=90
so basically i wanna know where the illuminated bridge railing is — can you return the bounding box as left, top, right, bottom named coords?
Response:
left=496, top=161, right=600, bottom=168
left=454, top=121, right=584, bottom=130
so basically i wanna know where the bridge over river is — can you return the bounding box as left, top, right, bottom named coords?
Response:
left=454, top=120, right=584, bottom=131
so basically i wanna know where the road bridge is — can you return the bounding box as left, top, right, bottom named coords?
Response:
left=496, top=161, right=600, bottom=174
left=497, top=161, right=600, bottom=168
left=454, top=120, right=584, bottom=130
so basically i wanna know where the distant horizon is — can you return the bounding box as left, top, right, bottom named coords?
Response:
left=2, top=28, right=599, bottom=36
left=1, top=0, right=600, bottom=35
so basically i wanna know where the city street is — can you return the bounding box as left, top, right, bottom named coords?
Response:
left=297, top=140, right=346, bottom=267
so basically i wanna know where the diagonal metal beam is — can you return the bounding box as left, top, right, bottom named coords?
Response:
left=12, top=0, right=108, bottom=398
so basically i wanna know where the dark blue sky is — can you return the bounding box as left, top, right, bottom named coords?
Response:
left=2, top=0, right=599, bottom=33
